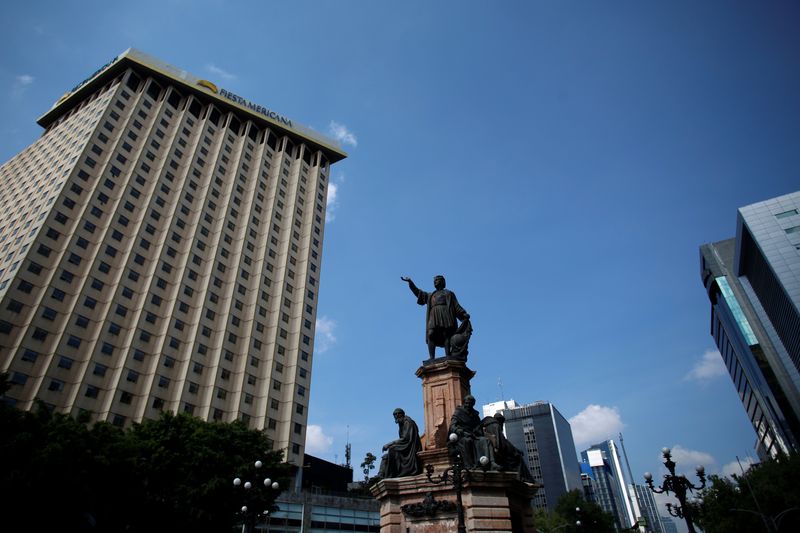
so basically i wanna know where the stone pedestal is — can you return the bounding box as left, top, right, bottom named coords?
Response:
left=370, top=471, right=537, bottom=533
left=371, top=355, right=539, bottom=532
left=415, top=357, right=475, bottom=450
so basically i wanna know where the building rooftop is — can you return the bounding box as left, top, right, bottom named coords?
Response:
left=37, top=48, right=347, bottom=163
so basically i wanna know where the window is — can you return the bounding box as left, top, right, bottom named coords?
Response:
left=101, top=343, right=114, bottom=355
left=93, top=363, right=107, bottom=377
left=127, top=370, right=139, bottom=383
left=85, top=386, right=99, bottom=398
left=270, top=399, right=279, bottom=410
left=120, top=392, right=133, bottom=404
left=297, top=385, right=306, bottom=397
left=188, top=382, right=199, bottom=394
left=776, top=209, right=798, bottom=219
left=158, top=376, right=170, bottom=388
left=58, top=356, right=73, bottom=369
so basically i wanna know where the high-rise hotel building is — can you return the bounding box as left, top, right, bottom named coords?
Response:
left=0, top=49, right=346, bottom=462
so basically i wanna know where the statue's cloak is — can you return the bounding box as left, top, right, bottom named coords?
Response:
left=416, top=289, right=468, bottom=346
left=388, top=417, right=422, bottom=477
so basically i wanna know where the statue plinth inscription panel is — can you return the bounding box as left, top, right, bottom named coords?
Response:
left=416, top=358, right=475, bottom=450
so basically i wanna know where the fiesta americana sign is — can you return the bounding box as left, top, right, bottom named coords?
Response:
left=197, top=80, right=293, bottom=128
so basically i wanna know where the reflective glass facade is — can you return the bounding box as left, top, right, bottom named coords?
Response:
left=700, top=191, right=800, bottom=457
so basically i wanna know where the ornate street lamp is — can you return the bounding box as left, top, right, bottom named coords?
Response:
left=644, top=448, right=706, bottom=533
left=233, top=459, right=281, bottom=533
left=425, top=433, right=490, bottom=533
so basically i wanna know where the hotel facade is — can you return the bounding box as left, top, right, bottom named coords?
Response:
left=0, top=49, right=346, bottom=463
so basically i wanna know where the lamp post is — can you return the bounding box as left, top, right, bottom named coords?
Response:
left=233, top=459, right=281, bottom=533
left=425, top=433, right=490, bottom=533
left=644, top=447, right=706, bottom=533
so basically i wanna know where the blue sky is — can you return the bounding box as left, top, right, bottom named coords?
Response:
left=2, top=0, right=798, bottom=519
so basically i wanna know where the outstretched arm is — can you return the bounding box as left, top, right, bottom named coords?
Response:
left=400, top=276, right=421, bottom=298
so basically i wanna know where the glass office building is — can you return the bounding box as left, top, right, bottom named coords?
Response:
left=487, top=400, right=582, bottom=511
left=699, top=191, right=800, bottom=457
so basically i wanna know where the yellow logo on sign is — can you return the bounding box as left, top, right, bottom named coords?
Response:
left=197, top=79, right=218, bottom=93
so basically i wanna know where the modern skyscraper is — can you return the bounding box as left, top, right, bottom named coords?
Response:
left=580, top=440, right=638, bottom=531
left=484, top=400, right=582, bottom=511
left=632, top=483, right=666, bottom=533
left=699, top=191, right=800, bottom=458
left=0, top=49, right=346, bottom=463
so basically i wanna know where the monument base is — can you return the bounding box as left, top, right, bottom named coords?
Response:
left=370, top=470, right=538, bottom=533
left=416, top=358, right=476, bottom=450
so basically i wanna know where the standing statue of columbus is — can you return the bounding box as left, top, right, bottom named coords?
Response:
left=401, top=275, right=472, bottom=360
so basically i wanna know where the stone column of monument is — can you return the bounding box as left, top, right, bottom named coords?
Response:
left=369, top=276, right=538, bottom=533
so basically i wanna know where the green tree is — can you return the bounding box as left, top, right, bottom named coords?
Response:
left=533, top=506, right=569, bottom=532
left=361, top=452, right=377, bottom=482
left=533, top=490, right=615, bottom=532
left=555, top=489, right=616, bottom=533
left=0, top=403, right=286, bottom=533
left=693, top=454, right=800, bottom=533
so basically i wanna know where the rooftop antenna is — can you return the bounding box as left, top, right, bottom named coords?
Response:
left=344, top=425, right=352, bottom=468
left=619, top=432, right=636, bottom=485
left=498, top=378, right=505, bottom=401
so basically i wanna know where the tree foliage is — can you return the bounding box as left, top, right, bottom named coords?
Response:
left=534, top=489, right=616, bottom=532
left=0, top=401, right=286, bottom=533
left=361, top=452, right=377, bottom=482
left=692, top=453, right=800, bottom=533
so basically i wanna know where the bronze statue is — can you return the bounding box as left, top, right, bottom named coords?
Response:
left=480, top=413, right=534, bottom=482
left=401, top=275, right=471, bottom=359
left=378, top=408, right=422, bottom=479
left=448, top=395, right=491, bottom=469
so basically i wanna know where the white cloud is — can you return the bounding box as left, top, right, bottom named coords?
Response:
left=328, top=121, right=358, bottom=147
left=569, top=405, right=625, bottom=447
left=315, top=316, right=337, bottom=353
left=305, top=424, right=334, bottom=454
left=721, top=456, right=754, bottom=478
left=326, top=179, right=340, bottom=222
left=205, top=64, right=237, bottom=81
left=685, top=349, right=727, bottom=382
left=666, top=445, right=716, bottom=472
left=12, top=75, right=34, bottom=97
